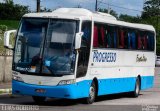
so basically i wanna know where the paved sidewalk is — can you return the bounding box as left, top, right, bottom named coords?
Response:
left=0, top=82, right=12, bottom=94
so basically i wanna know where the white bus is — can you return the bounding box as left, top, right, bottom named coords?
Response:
left=4, top=8, right=156, bottom=104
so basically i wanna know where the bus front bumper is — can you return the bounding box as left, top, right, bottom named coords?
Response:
left=12, top=80, right=91, bottom=99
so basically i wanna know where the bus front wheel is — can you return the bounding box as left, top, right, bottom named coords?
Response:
left=32, top=96, right=46, bottom=104
left=85, top=81, right=96, bottom=104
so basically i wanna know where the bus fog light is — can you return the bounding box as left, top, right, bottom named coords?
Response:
left=58, top=79, right=76, bottom=85
left=12, top=75, right=24, bottom=82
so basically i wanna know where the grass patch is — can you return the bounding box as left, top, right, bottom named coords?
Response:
left=0, top=20, right=19, bottom=30
left=0, top=89, right=12, bottom=94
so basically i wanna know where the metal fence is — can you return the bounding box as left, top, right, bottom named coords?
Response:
left=0, top=50, right=13, bottom=56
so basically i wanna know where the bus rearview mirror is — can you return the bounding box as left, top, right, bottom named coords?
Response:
left=4, top=30, right=17, bottom=50
left=75, top=32, right=83, bottom=49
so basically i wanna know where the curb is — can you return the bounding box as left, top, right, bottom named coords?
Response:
left=0, top=88, right=12, bottom=94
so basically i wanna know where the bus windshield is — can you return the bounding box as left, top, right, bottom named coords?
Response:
left=13, top=18, right=78, bottom=76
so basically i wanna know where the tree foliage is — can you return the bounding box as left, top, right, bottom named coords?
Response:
left=0, top=25, right=7, bottom=53
left=0, top=1, right=30, bottom=20
left=98, top=8, right=118, bottom=18
left=40, top=7, right=52, bottom=12
left=119, top=14, right=142, bottom=23
left=141, top=0, right=160, bottom=54
left=3, top=0, right=13, bottom=4
left=142, top=0, right=160, bottom=18
left=142, top=0, right=160, bottom=36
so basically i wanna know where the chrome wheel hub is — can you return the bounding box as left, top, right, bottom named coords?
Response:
left=136, top=82, right=139, bottom=94
left=89, top=86, right=95, bottom=100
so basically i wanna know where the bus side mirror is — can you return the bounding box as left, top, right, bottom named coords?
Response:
left=4, top=30, right=17, bottom=50
left=75, top=32, right=83, bottom=49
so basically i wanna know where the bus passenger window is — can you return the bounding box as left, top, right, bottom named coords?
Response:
left=110, top=27, right=115, bottom=48
left=96, top=25, right=104, bottom=48
left=93, top=25, right=98, bottom=47
left=128, top=31, right=136, bottom=49
left=147, top=32, right=155, bottom=51
left=128, top=31, right=132, bottom=49
left=105, top=28, right=111, bottom=48
left=113, top=27, right=118, bottom=48
left=104, top=26, right=115, bottom=48
left=143, top=34, right=148, bottom=50
left=119, top=28, right=125, bottom=48
left=100, top=26, right=105, bottom=47
left=137, top=32, right=142, bottom=49
left=104, top=27, right=108, bottom=48
left=124, top=29, right=128, bottom=49
left=137, top=32, right=148, bottom=50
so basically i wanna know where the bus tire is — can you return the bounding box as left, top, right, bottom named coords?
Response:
left=132, top=77, right=140, bottom=97
left=85, top=81, right=96, bottom=104
left=32, top=96, right=46, bottom=104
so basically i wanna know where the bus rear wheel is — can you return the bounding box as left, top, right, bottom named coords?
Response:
left=132, top=77, right=140, bottom=97
left=85, top=81, right=96, bottom=104
left=32, top=96, right=46, bottom=104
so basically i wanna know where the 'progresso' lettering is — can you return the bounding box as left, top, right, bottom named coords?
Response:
left=93, top=51, right=116, bottom=62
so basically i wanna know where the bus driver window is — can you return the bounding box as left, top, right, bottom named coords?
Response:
left=76, top=21, right=91, bottom=78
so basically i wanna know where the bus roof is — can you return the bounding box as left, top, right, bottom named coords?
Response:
left=23, top=8, right=155, bottom=32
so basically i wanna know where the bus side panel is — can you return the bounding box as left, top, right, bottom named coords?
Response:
left=141, top=76, right=154, bottom=90
left=96, top=76, right=154, bottom=96
left=89, top=49, right=155, bottom=96
left=97, top=77, right=136, bottom=96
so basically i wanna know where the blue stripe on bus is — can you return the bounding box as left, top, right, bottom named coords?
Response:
left=12, top=76, right=154, bottom=99
left=12, top=80, right=91, bottom=99
left=97, top=76, right=154, bottom=96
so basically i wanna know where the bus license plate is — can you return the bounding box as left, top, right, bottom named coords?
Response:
left=35, top=89, right=46, bottom=93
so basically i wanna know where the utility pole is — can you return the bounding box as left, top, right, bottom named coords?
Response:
left=95, top=0, right=98, bottom=11
left=108, top=2, right=110, bottom=14
left=37, top=0, right=40, bottom=12
left=157, top=1, right=160, bottom=37
left=155, top=1, right=159, bottom=38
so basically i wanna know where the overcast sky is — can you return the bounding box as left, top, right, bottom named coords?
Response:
left=0, top=0, right=144, bottom=16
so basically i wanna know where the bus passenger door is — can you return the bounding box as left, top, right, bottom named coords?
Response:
left=76, top=21, right=92, bottom=78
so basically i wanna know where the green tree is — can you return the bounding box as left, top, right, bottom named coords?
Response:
left=0, top=1, right=30, bottom=20
left=119, top=14, right=141, bottom=23
left=142, top=0, right=160, bottom=54
left=98, top=8, right=118, bottom=18
left=0, top=25, right=7, bottom=53
left=3, top=0, right=13, bottom=4
left=40, top=7, right=52, bottom=12
left=142, top=0, right=160, bottom=37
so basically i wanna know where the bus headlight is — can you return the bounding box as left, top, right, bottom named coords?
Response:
left=12, top=75, right=24, bottom=82
left=58, top=79, right=76, bottom=85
